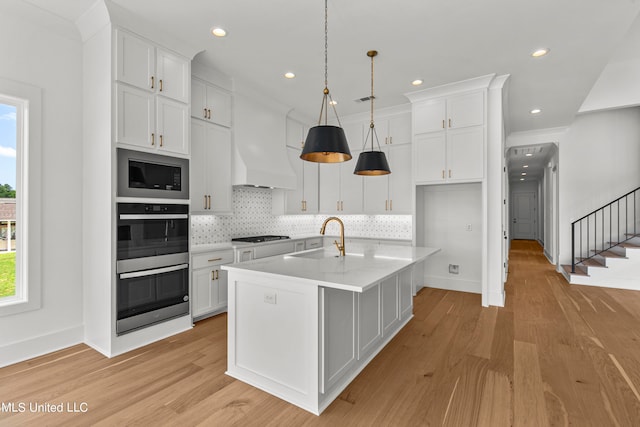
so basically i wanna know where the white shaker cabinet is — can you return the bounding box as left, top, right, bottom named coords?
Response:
left=191, top=78, right=232, bottom=127
left=114, top=29, right=190, bottom=155
left=191, top=249, right=234, bottom=320
left=319, top=151, right=362, bottom=214
left=190, top=119, right=232, bottom=213
left=413, top=91, right=485, bottom=184
left=363, top=142, right=412, bottom=213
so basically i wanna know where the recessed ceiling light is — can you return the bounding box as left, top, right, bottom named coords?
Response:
left=522, top=172, right=527, bottom=176
left=211, top=27, right=227, bottom=37
left=412, top=79, right=423, bottom=86
left=526, top=153, right=533, bottom=157
left=523, top=165, right=529, bottom=168
left=531, top=48, right=549, bottom=58
left=530, top=108, right=541, bottom=114
left=520, top=178, right=525, bottom=181
left=284, top=72, right=296, bottom=79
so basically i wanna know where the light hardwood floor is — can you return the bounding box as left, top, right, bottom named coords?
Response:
left=2, top=240, right=640, bottom=426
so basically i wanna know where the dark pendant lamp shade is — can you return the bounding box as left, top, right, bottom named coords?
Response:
left=300, top=125, right=352, bottom=163
left=354, top=150, right=390, bottom=176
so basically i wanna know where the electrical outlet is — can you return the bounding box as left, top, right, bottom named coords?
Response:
left=264, top=292, right=277, bottom=305
left=449, top=264, right=459, bottom=274
left=465, top=224, right=472, bottom=231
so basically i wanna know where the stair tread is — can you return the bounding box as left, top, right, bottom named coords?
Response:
left=562, top=264, right=588, bottom=276
left=599, top=250, right=627, bottom=258
left=619, top=242, right=640, bottom=249
left=581, top=258, right=607, bottom=268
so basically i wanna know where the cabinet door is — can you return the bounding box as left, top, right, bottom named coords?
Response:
left=363, top=173, right=388, bottom=214
left=206, top=85, right=232, bottom=128
left=447, top=127, right=484, bottom=181
left=190, top=120, right=210, bottom=211
left=208, top=124, right=232, bottom=212
left=340, top=153, right=363, bottom=214
left=192, top=268, right=214, bottom=318
left=399, top=267, right=413, bottom=320
left=413, top=98, right=446, bottom=134
left=342, top=122, right=364, bottom=151
left=115, top=30, right=155, bottom=91
left=303, top=160, right=319, bottom=213
left=116, top=84, right=155, bottom=148
left=294, top=241, right=305, bottom=252
left=387, top=113, right=412, bottom=145
left=381, top=275, right=399, bottom=336
left=319, top=163, right=341, bottom=213
left=156, top=97, right=189, bottom=155
left=388, top=143, right=412, bottom=213
left=358, top=283, right=381, bottom=360
left=321, top=288, right=356, bottom=393
left=216, top=269, right=228, bottom=307
left=447, top=91, right=484, bottom=129
left=286, top=117, right=305, bottom=148
left=285, top=146, right=304, bottom=213
left=414, top=133, right=446, bottom=183
left=156, top=48, right=189, bottom=103
left=191, top=79, right=208, bottom=120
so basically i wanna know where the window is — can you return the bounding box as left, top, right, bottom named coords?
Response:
left=0, top=78, right=41, bottom=316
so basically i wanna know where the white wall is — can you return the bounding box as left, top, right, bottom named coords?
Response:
left=559, top=107, right=640, bottom=266
left=0, top=3, right=84, bottom=366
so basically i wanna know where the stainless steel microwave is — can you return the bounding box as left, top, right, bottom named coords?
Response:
left=117, top=148, right=189, bottom=200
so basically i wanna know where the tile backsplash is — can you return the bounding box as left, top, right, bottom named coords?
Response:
left=191, top=186, right=412, bottom=245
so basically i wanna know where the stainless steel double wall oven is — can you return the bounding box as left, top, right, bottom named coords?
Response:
left=116, top=149, right=190, bottom=335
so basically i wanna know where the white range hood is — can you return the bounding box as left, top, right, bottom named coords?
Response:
left=232, top=90, right=296, bottom=190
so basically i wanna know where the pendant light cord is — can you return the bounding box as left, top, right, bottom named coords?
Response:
left=370, top=51, right=375, bottom=151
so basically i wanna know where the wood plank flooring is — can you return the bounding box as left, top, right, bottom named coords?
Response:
left=2, top=240, right=640, bottom=426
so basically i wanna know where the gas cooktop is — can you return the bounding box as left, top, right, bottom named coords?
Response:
left=232, top=235, right=290, bottom=243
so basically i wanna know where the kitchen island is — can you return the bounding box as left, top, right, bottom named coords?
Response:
left=221, top=243, right=439, bottom=415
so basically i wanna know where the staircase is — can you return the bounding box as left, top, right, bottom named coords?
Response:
left=563, top=186, right=640, bottom=289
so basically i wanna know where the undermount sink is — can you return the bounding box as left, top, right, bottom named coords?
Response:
left=286, top=249, right=363, bottom=260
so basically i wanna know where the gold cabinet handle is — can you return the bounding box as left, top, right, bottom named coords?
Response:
left=159, top=79, right=163, bottom=92
left=204, top=195, right=207, bottom=210
left=385, top=200, right=388, bottom=211
left=203, top=108, right=208, bottom=119
left=211, top=271, right=215, bottom=281
left=341, top=201, right=344, bottom=211
left=389, top=136, right=393, bottom=144
left=337, top=201, right=340, bottom=211
left=207, top=109, right=212, bottom=119
left=448, top=118, right=452, bottom=128
left=208, top=195, right=211, bottom=210
left=442, top=119, right=445, bottom=129
left=159, top=135, right=163, bottom=147
left=442, top=170, right=445, bottom=179
left=216, top=270, right=219, bottom=280
left=151, top=76, right=155, bottom=89
left=151, top=133, right=155, bottom=146
left=208, top=257, right=222, bottom=262
left=390, top=200, right=393, bottom=211
left=449, top=169, right=452, bottom=178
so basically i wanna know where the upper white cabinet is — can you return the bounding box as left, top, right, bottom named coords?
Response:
left=413, top=91, right=484, bottom=134
left=412, top=90, right=485, bottom=184
left=114, top=29, right=190, bottom=155
left=191, top=119, right=232, bottom=214
left=319, top=152, right=362, bottom=214
left=191, top=78, right=232, bottom=127
left=274, top=118, right=319, bottom=214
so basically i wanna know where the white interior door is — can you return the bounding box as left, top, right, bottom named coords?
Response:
left=512, top=192, right=536, bottom=240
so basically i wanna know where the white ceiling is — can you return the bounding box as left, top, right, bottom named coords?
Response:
left=21, top=0, right=639, bottom=188
left=20, top=0, right=640, bottom=135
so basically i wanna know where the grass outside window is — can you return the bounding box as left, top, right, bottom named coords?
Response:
left=0, top=251, right=16, bottom=298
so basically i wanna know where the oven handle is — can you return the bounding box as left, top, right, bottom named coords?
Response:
left=119, top=214, right=189, bottom=220
left=119, top=263, right=189, bottom=280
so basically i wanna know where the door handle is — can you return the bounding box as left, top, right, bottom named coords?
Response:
left=513, top=218, right=516, bottom=223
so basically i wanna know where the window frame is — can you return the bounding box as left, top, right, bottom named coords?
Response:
left=0, top=78, right=42, bottom=316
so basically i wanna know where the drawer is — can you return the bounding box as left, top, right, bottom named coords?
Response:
left=253, top=241, right=296, bottom=259
left=192, top=250, right=234, bottom=270
left=305, top=238, right=323, bottom=250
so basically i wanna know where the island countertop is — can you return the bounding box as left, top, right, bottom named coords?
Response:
left=221, top=243, right=440, bottom=293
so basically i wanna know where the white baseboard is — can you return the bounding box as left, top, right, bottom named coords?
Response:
left=488, top=289, right=505, bottom=307
left=424, top=275, right=481, bottom=294
left=0, top=325, right=84, bottom=368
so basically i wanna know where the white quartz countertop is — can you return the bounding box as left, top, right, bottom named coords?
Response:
left=221, top=243, right=440, bottom=293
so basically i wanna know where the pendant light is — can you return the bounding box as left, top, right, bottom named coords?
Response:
left=354, top=50, right=391, bottom=175
left=300, top=0, right=352, bottom=163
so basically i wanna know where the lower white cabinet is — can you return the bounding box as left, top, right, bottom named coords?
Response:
left=191, top=249, right=234, bottom=320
